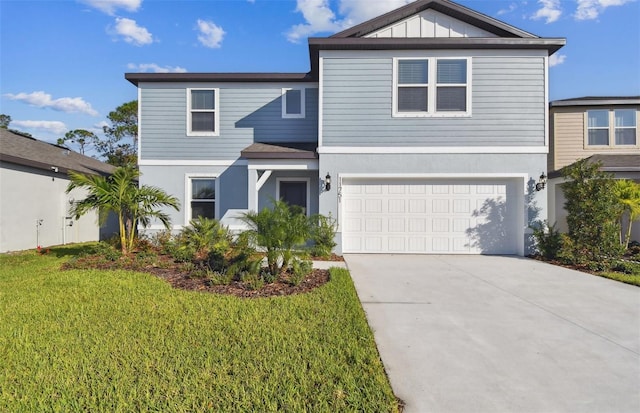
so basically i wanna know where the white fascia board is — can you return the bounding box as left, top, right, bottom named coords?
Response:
left=138, top=159, right=247, bottom=166
left=320, top=49, right=548, bottom=59
left=317, top=146, right=549, bottom=154
left=247, top=159, right=319, bottom=170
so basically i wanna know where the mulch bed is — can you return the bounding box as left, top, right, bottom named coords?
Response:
left=63, top=253, right=334, bottom=298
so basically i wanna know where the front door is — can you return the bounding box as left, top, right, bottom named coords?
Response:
left=279, top=181, right=308, bottom=214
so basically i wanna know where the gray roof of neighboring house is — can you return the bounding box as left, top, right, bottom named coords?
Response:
left=126, top=72, right=315, bottom=86
left=586, top=154, right=640, bottom=172
left=550, top=96, right=640, bottom=107
left=0, top=128, right=115, bottom=176
left=549, top=154, right=640, bottom=178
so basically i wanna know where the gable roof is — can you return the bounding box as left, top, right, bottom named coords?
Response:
left=0, top=128, right=114, bottom=176
left=308, top=0, right=565, bottom=76
left=332, top=0, right=536, bottom=39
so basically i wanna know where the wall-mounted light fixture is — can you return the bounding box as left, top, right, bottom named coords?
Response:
left=535, top=172, right=547, bottom=191
left=324, top=173, right=332, bottom=191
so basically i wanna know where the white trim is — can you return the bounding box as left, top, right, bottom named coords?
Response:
left=339, top=172, right=529, bottom=181
left=139, top=159, right=246, bottom=166
left=186, top=88, right=220, bottom=137
left=256, top=170, right=272, bottom=191
left=317, top=146, right=548, bottom=154
left=544, top=55, right=549, bottom=149
left=185, top=173, right=220, bottom=223
left=320, top=49, right=548, bottom=59
left=281, top=88, right=306, bottom=119
left=137, top=87, right=142, bottom=166
left=318, top=56, right=324, bottom=148
left=247, top=159, right=319, bottom=170
left=276, top=177, right=311, bottom=216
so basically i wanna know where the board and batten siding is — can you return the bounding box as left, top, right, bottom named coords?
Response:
left=139, top=84, right=318, bottom=160
left=321, top=52, right=546, bottom=147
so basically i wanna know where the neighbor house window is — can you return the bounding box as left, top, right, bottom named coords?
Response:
left=615, top=109, right=636, bottom=145
left=187, top=88, right=219, bottom=136
left=587, top=109, right=637, bottom=147
left=394, top=57, right=470, bottom=116
left=587, top=110, right=609, bottom=145
left=282, top=88, right=305, bottom=118
left=189, top=177, right=216, bottom=220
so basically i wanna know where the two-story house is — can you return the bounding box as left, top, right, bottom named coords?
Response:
left=126, top=0, right=565, bottom=256
left=547, top=96, right=640, bottom=242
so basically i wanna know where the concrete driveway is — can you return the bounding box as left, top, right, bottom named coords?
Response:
left=346, top=255, right=640, bottom=413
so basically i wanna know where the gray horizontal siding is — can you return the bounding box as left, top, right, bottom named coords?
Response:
left=322, top=56, right=546, bottom=147
left=140, top=86, right=318, bottom=160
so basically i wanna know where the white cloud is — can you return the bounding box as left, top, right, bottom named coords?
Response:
left=4, top=91, right=99, bottom=116
left=286, top=0, right=343, bottom=43
left=112, top=17, right=153, bottom=46
left=532, top=0, right=562, bottom=23
left=196, top=19, right=225, bottom=48
left=549, top=54, right=567, bottom=67
left=127, top=63, right=187, bottom=73
left=80, top=0, right=142, bottom=15
left=574, top=0, right=634, bottom=20
left=497, top=2, right=518, bottom=16
left=337, top=0, right=412, bottom=26
left=12, top=120, right=68, bottom=135
left=286, top=0, right=412, bottom=43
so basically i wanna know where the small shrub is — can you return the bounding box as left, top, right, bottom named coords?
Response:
left=150, top=230, right=175, bottom=255
left=611, top=260, right=640, bottom=275
left=241, top=272, right=265, bottom=291
left=310, top=214, right=337, bottom=259
left=208, top=270, right=234, bottom=285
left=530, top=220, right=562, bottom=260
left=94, top=242, right=122, bottom=262
left=261, top=269, right=277, bottom=284
left=289, top=259, right=313, bottom=286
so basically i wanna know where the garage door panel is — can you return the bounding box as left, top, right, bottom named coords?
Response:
left=342, top=179, right=518, bottom=254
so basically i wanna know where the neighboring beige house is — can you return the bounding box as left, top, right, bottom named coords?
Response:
left=0, top=129, right=117, bottom=252
left=547, top=96, right=640, bottom=242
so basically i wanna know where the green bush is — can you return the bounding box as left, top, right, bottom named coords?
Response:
left=310, top=214, right=337, bottom=258
left=241, top=271, right=265, bottom=290
left=179, top=217, right=232, bottom=263
left=94, top=242, right=122, bottom=262
left=289, top=258, right=313, bottom=286
left=530, top=220, right=563, bottom=260
left=561, top=159, right=625, bottom=268
left=208, top=269, right=235, bottom=285
left=242, top=200, right=311, bottom=276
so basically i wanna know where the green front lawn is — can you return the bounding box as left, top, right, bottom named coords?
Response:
left=0, top=246, right=399, bottom=412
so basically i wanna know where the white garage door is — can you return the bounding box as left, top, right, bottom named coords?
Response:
left=341, top=179, right=519, bottom=254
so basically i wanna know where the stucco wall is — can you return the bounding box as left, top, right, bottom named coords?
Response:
left=0, top=162, right=113, bottom=252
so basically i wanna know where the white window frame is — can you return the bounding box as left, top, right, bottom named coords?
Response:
left=187, top=88, right=220, bottom=137
left=185, top=173, right=219, bottom=223
left=282, top=88, right=306, bottom=119
left=585, top=109, right=639, bottom=148
left=393, top=57, right=471, bottom=118
left=276, top=177, right=311, bottom=216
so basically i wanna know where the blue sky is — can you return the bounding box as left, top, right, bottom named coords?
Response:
left=1, top=0, right=639, bottom=144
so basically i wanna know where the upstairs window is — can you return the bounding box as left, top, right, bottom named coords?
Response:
left=587, top=109, right=637, bottom=147
left=394, top=57, right=470, bottom=117
left=397, top=60, right=429, bottom=113
left=587, top=110, right=609, bottom=145
left=188, top=88, right=219, bottom=136
left=615, top=109, right=637, bottom=145
left=282, top=88, right=305, bottom=118
left=436, top=59, right=467, bottom=112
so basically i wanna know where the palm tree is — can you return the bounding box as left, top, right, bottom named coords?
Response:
left=614, top=179, right=640, bottom=249
left=66, top=166, right=180, bottom=254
